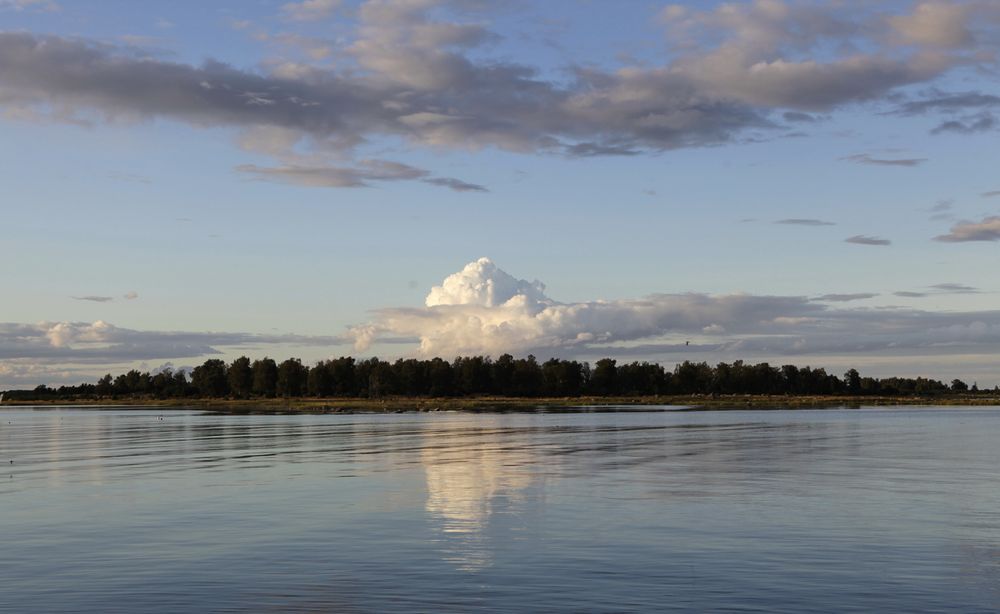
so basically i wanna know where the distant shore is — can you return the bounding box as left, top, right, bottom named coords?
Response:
left=3, top=394, right=1000, bottom=412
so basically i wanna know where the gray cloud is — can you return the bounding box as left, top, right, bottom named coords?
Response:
left=814, top=293, right=879, bottom=302
left=783, top=111, right=820, bottom=123
left=0, top=320, right=349, bottom=364
left=564, top=142, right=641, bottom=157
left=891, top=90, right=1000, bottom=136
left=845, top=235, right=892, bottom=246
left=935, top=216, right=1000, bottom=242
left=72, top=295, right=114, bottom=302
left=982, top=190, right=1000, bottom=198
left=931, top=113, right=996, bottom=134
left=892, top=91, right=1000, bottom=115
left=928, top=200, right=955, bottom=221
left=775, top=218, right=836, bottom=226
left=842, top=154, right=927, bottom=167
left=0, top=0, right=992, bottom=183
left=895, top=284, right=979, bottom=297
left=930, top=283, right=979, bottom=294
left=422, top=177, right=489, bottom=192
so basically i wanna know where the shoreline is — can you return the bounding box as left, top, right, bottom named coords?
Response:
left=3, top=394, right=1000, bottom=412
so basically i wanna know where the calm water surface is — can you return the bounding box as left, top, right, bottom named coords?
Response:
left=2, top=406, right=1000, bottom=612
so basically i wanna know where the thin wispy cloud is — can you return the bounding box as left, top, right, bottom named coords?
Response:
left=422, top=177, right=489, bottom=193
left=281, top=0, right=340, bottom=22
left=928, top=200, right=955, bottom=221
left=0, top=0, right=58, bottom=12
left=982, top=191, right=1000, bottom=198
left=72, top=295, right=114, bottom=303
left=107, top=171, right=152, bottom=184
left=842, top=154, right=926, bottom=167
left=845, top=235, right=892, bottom=246
left=775, top=219, right=836, bottom=226
left=930, top=283, right=979, bottom=294
left=814, top=293, right=878, bottom=302
left=895, top=284, right=979, bottom=297
left=0, top=320, right=350, bottom=363
left=783, top=111, right=820, bottom=123
left=237, top=161, right=485, bottom=192
left=891, top=89, right=1000, bottom=134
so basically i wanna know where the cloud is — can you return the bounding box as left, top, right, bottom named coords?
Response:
left=982, top=191, right=1000, bottom=198
left=935, top=216, right=1000, bottom=242
left=930, top=282, right=979, bottom=294
left=425, top=257, right=547, bottom=308
left=0, top=0, right=58, bottom=12
left=124, top=291, right=139, bottom=300
left=0, top=320, right=349, bottom=363
left=72, top=295, right=114, bottom=303
left=775, top=218, right=836, bottom=226
left=783, top=111, right=820, bottom=123
left=842, top=154, right=927, bottom=167
left=0, top=0, right=993, bottom=183
left=888, top=1, right=973, bottom=48
left=895, top=284, right=979, bottom=297
left=931, top=113, right=996, bottom=134
left=845, top=235, right=892, bottom=246
left=237, top=160, right=429, bottom=188
left=928, top=200, right=955, bottom=221
left=350, top=257, right=1000, bottom=363
left=890, top=89, right=1000, bottom=136
left=814, top=293, right=879, bottom=302
left=237, top=159, right=486, bottom=192
left=892, top=91, right=1000, bottom=116
left=422, top=177, right=489, bottom=192
left=107, top=171, right=152, bottom=184
left=282, top=0, right=340, bottom=22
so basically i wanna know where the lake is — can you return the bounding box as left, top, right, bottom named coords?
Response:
left=2, top=406, right=1000, bottom=612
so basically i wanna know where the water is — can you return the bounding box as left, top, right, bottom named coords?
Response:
left=2, top=406, right=1000, bottom=613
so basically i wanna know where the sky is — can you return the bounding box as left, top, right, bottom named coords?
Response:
left=2, top=0, right=1000, bottom=388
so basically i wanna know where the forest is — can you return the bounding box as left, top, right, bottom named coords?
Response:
left=3, top=354, right=986, bottom=402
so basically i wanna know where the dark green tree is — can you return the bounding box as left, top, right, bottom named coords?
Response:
left=277, top=358, right=307, bottom=397
left=252, top=357, right=278, bottom=397
left=191, top=359, right=229, bottom=397
left=307, top=360, right=334, bottom=397
left=228, top=356, right=253, bottom=399
left=844, top=368, right=862, bottom=395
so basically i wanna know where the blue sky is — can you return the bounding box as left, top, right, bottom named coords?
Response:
left=2, top=0, right=1000, bottom=387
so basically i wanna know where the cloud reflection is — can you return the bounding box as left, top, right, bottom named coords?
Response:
left=421, top=419, right=539, bottom=571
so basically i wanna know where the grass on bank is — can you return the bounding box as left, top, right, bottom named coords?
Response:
left=4, top=393, right=1000, bottom=412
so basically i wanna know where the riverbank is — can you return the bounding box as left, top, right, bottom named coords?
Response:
left=3, top=394, right=1000, bottom=412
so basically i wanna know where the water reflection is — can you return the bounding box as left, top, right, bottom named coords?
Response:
left=421, top=419, right=541, bottom=570
left=4, top=407, right=1000, bottom=612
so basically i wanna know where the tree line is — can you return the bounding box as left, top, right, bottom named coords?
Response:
left=4, top=355, right=989, bottom=401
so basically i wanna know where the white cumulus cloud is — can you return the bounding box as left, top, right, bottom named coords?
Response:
left=352, top=258, right=1000, bottom=362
